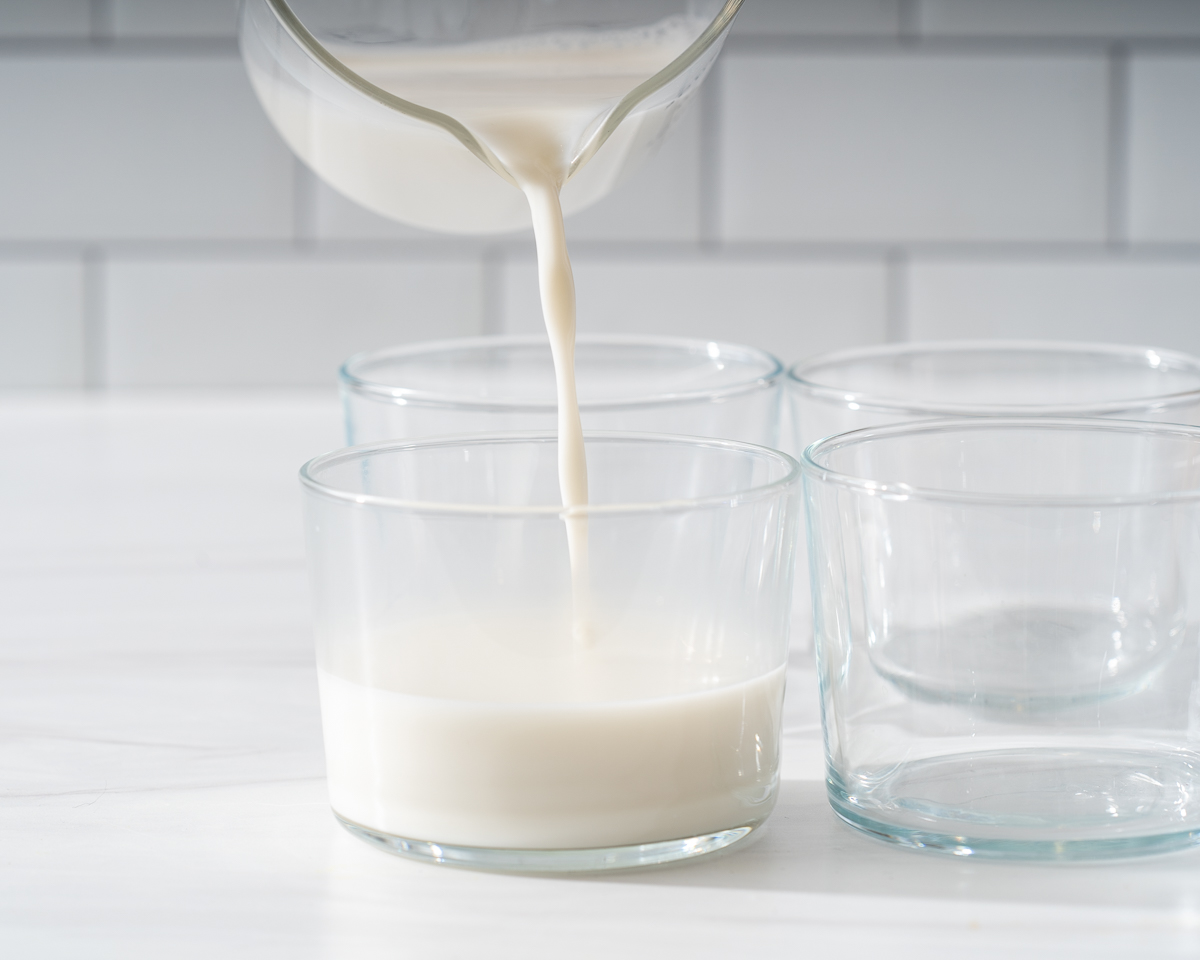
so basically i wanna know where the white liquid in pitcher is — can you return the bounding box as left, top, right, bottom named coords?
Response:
left=319, top=613, right=785, bottom=849
left=247, top=21, right=700, bottom=233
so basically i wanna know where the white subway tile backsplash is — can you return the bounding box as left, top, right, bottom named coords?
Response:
left=1129, top=57, right=1200, bottom=244
left=0, top=260, right=85, bottom=387
left=0, top=4, right=1196, bottom=390
left=732, top=0, right=902, bottom=37
left=111, top=0, right=239, bottom=38
left=502, top=256, right=888, bottom=364
left=0, top=57, right=293, bottom=241
left=908, top=258, right=1200, bottom=355
left=721, top=53, right=1109, bottom=243
left=0, top=1, right=90, bottom=38
left=104, top=258, right=483, bottom=386
left=918, top=0, right=1200, bottom=38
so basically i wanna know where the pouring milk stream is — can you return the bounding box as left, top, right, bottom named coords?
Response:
left=338, top=31, right=701, bottom=639
left=246, top=4, right=731, bottom=639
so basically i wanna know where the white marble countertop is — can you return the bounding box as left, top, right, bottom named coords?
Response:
left=4, top=391, right=1200, bottom=958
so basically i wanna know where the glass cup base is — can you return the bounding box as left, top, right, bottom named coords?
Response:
left=828, top=746, right=1200, bottom=860
left=336, top=813, right=758, bottom=872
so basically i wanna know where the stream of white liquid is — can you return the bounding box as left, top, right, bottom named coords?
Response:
left=338, top=28, right=696, bottom=640
left=520, top=176, right=590, bottom=638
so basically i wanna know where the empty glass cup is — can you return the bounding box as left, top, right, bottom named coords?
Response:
left=789, top=340, right=1200, bottom=449
left=786, top=341, right=1200, bottom=651
left=340, top=334, right=784, bottom=446
left=302, top=432, right=799, bottom=870
left=804, top=417, right=1200, bottom=859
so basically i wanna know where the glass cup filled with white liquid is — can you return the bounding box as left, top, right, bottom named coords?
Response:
left=340, top=334, right=784, bottom=447
left=240, top=0, right=778, bottom=869
left=302, top=433, right=799, bottom=870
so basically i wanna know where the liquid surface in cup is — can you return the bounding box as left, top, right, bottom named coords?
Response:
left=318, top=612, right=784, bottom=849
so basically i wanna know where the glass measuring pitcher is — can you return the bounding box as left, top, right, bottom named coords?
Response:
left=240, top=0, right=743, bottom=234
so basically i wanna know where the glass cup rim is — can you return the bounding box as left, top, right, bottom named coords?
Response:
left=802, top=416, right=1200, bottom=508
left=787, top=340, right=1200, bottom=417
left=339, top=334, right=785, bottom=412
left=301, top=430, right=800, bottom=517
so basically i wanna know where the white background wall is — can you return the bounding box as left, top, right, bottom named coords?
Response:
left=1, top=0, right=1199, bottom=387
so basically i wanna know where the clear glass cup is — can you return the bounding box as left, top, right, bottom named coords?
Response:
left=786, top=341, right=1200, bottom=651
left=240, top=0, right=743, bottom=234
left=803, top=417, right=1200, bottom=860
left=340, top=334, right=784, bottom=447
left=788, top=340, right=1200, bottom=448
left=301, top=432, right=799, bottom=871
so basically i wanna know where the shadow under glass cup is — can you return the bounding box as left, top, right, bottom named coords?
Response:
left=340, top=334, right=784, bottom=446
left=301, top=433, right=800, bottom=871
left=786, top=341, right=1200, bottom=652
left=803, top=417, right=1200, bottom=860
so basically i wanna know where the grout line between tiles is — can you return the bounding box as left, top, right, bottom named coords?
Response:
left=885, top=249, right=910, bottom=343
left=1106, top=43, right=1132, bottom=248
left=82, top=247, right=106, bottom=390
left=898, top=0, right=920, bottom=42
left=88, top=0, right=114, bottom=44
left=722, top=34, right=1200, bottom=56
left=292, top=158, right=319, bottom=247
left=481, top=246, right=504, bottom=336
left=0, top=33, right=1197, bottom=59
left=6, top=238, right=1200, bottom=264
left=698, top=59, right=723, bottom=248
left=0, top=37, right=240, bottom=57
left=482, top=239, right=1200, bottom=263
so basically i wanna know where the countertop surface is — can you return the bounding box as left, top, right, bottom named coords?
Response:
left=4, top=392, right=1200, bottom=959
